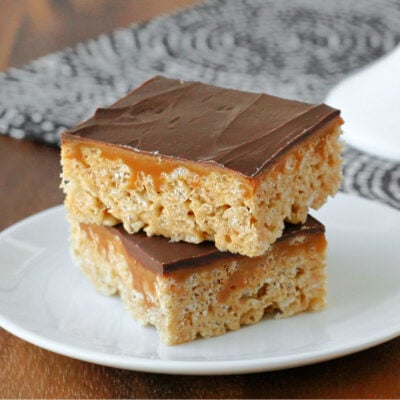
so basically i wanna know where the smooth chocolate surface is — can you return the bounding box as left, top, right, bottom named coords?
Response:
left=103, top=215, right=325, bottom=274
left=64, top=76, right=340, bottom=177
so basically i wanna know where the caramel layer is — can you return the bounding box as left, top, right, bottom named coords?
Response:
left=62, top=138, right=251, bottom=195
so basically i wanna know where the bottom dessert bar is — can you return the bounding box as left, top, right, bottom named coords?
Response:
left=68, top=216, right=327, bottom=345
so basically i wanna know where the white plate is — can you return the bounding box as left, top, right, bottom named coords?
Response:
left=1, top=193, right=399, bottom=375
left=325, top=45, right=400, bottom=160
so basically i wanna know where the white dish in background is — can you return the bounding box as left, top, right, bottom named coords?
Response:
left=0, top=193, right=399, bottom=375
left=326, top=45, right=400, bottom=160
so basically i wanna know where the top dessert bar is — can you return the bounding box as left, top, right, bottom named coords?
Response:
left=61, top=76, right=343, bottom=257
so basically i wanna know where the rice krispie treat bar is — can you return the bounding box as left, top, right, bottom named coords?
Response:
left=69, top=215, right=327, bottom=345
left=61, top=76, right=342, bottom=256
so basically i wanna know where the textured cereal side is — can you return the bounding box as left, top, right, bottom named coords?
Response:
left=69, top=220, right=327, bottom=345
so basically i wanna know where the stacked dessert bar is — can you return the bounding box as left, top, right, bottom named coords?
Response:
left=61, top=76, right=343, bottom=345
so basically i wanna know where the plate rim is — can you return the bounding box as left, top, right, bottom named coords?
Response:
left=1, top=196, right=400, bottom=375
left=1, top=310, right=400, bottom=375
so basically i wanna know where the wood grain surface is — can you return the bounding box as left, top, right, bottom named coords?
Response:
left=0, top=1, right=399, bottom=398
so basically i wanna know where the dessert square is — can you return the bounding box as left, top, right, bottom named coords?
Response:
left=69, top=215, right=327, bottom=345
left=61, top=76, right=342, bottom=256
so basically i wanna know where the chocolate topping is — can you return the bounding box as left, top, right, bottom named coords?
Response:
left=64, top=76, right=340, bottom=177
left=105, top=215, right=324, bottom=274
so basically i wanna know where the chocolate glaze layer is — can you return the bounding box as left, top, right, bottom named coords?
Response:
left=103, top=215, right=325, bottom=274
left=64, top=76, right=340, bottom=177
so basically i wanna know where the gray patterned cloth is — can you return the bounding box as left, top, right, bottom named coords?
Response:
left=1, top=0, right=399, bottom=209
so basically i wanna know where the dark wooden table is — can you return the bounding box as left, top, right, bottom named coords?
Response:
left=1, top=1, right=399, bottom=398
